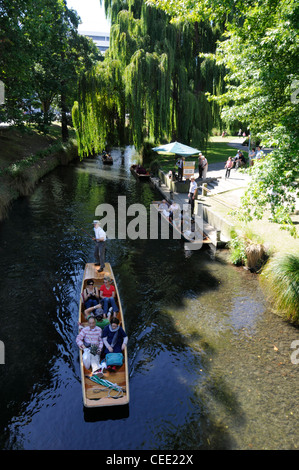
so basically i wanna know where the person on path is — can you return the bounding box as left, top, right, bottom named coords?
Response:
left=176, top=156, right=184, bottom=181
left=92, top=220, right=106, bottom=273
left=188, top=176, right=197, bottom=215
left=224, top=157, right=234, bottom=178
left=199, top=154, right=208, bottom=179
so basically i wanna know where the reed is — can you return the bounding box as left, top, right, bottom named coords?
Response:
left=260, top=254, right=299, bottom=322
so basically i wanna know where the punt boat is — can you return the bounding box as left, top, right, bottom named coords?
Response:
left=130, top=164, right=151, bottom=181
left=152, top=200, right=211, bottom=248
left=101, top=152, right=113, bottom=164
left=78, top=263, right=129, bottom=408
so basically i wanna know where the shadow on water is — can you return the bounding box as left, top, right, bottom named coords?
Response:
left=83, top=404, right=130, bottom=423
left=0, top=149, right=298, bottom=450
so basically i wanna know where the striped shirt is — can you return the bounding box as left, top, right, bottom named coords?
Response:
left=76, top=326, right=103, bottom=350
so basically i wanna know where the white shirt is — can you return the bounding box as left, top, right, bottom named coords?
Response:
left=94, top=225, right=106, bottom=241
left=189, top=180, right=197, bottom=194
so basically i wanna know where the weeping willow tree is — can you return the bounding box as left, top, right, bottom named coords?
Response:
left=72, top=0, right=224, bottom=157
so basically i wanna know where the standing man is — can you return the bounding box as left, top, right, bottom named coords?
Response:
left=176, top=156, right=184, bottom=181
left=198, top=153, right=203, bottom=178
left=188, top=176, right=197, bottom=216
left=92, top=220, right=106, bottom=273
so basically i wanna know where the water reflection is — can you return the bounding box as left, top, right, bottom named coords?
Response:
left=0, top=149, right=298, bottom=450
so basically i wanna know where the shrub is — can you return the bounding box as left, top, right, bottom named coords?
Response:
left=260, top=254, right=299, bottom=323
left=228, top=231, right=247, bottom=266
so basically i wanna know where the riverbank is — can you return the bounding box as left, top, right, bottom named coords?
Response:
left=151, top=136, right=299, bottom=256
left=0, top=125, right=78, bottom=221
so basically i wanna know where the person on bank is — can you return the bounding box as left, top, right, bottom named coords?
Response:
left=200, top=154, right=208, bottom=179
left=188, top=176, right=197, bottom=215
left=176, top=156, right=184, bottom=181
left=100, top=275, right=119, bottom=317
left=83, top=279, right=100, bottom=309
left=224, top=157, right=234, bottom=178
left=93, top=220, right=106, bottom=273
left=102, top=317, right=128, bottom=355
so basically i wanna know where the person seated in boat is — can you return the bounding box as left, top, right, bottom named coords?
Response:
left=158, top=199, right=169, bottom=211
left=181, top=208, right=192, bottom=232
left=168, top=201, right=180, bottom=222
left=94, top=312, right=110, bottom=330
left=76, top=315, right=103, bottom=352
left=99, top=275, right=119, bottom=317
left=102, top=317, right=128, bottom=370
left=76, top=316, right=104, bottom=376
left=136, top=164, right=147, bottom=174
left=82, top=279, right=100, bottom=309
left=83, top=302, right=105, bottom=320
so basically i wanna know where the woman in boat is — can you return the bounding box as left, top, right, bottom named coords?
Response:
left=99, top=275, right=119, bottom=317
left=102, top=317, right=128, bottom=355
left=82, top=279, right=100, bottom=309
left=168, top=201, right=180, bottom=220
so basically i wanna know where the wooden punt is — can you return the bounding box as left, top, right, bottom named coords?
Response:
left=101, top=153, right=113, bottom=164
left=78, top=263, right=129, bottom=408
left=152, top=200, right=211, bottom=248
left=130, top=165, right=151, bottom=181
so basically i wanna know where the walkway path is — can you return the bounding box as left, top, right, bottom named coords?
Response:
left=150, top=138, right=299, bottom=251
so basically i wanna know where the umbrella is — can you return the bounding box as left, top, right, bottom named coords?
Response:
left=152, top=141, right=200, bottom=157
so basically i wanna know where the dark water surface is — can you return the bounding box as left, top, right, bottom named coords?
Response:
left=0, top=148, right=298, bottom=450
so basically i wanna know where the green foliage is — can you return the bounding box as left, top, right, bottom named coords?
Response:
left=150, top=0, right=299, bottom=236
left=261, top=254, right=299, bottom=322
left=233, top=148, right=299, bottom=237
left=0, top=0, right=99, bottom=140
left=149, top=159, right=161, bottom=176
left=73, top=0, right=224, bottom=157
left=228, top=231, right=247, bottom=266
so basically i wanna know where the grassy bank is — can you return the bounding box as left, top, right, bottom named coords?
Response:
left=0, top=125, right=78, bottom=220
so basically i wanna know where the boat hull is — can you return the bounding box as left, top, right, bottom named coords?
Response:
left=78, top=263, right=129, bottom=408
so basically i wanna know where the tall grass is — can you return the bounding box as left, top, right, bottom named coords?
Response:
left=260, top=254, right=299, bottom=323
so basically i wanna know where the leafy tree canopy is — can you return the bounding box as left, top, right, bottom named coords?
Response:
left=148, top=0, right=299, bottom=236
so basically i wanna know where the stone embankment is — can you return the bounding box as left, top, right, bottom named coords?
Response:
left=0, top=139, right=78, bottom=221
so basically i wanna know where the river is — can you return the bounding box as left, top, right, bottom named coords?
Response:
left=0, top=148, right=298, bottom=450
